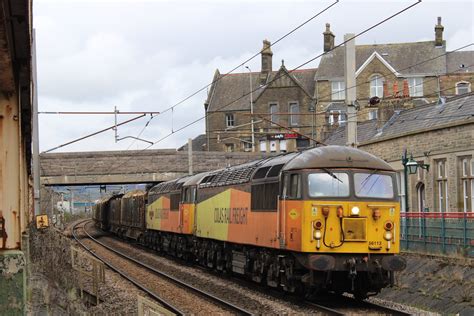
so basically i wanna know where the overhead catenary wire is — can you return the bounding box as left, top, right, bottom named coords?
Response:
left=42, top=114, right=146, bottom=153
left=122, top=1, right=340, bottom=149
left=100, top=0, right=422, bottom=174
left=325, top=76, right=474, bottom=126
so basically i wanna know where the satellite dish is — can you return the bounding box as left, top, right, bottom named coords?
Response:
left=369, top=96, right=381, bottom=106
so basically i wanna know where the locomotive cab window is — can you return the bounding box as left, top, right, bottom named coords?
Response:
left=308, top=171, right=349, bottom=197
left=354, top=172, right=394, bottom=199
left=182, top=187, right=196, bottom=203
left=283, top=173, right=301, bottom=199
left=170, top=193, right=180, bottom=211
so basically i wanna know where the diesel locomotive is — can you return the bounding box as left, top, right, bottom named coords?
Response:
left=93, top=145, right=406, bottom=299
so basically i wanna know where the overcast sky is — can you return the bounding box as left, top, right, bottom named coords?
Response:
left=34, top=0, right=473, bottom=152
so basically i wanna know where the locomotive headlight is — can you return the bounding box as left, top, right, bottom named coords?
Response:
left=384, top=231, right=393, bottom=241
left=350, top=206, right=360, bottom=216
left=313, top=230, right=322, bottom=240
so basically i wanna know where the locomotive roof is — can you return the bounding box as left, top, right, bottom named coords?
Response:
left=183, top=172, right=210, bottom=186
left=282, top=146, right=393, bottom=171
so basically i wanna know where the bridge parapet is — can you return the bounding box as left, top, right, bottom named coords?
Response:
left=40, top=149, right=269, bottom=185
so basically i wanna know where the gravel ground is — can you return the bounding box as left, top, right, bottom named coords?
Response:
left=85, top=224, right=325, bottom=315
left=76, top=222, right=234, bottom=315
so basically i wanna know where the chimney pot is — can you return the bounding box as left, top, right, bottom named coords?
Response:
left=260, top=39, right=273, bottom=84
left=435, top=16, right=444, bottom=47
left=323, top=23, right=335, bottom=52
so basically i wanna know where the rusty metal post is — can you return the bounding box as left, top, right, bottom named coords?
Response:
left=32, top=29, right=41, bottom=217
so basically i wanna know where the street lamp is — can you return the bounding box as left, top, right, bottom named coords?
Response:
left=401, top=149, right=430, bottom=212
left=245, top=66, right=255, bottom=152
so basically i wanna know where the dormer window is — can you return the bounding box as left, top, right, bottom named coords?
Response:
left=370, top=75, right=384, bottom=98
left=408, top=77, right=423, bottom=97
left=328, top=110, right=346, bottom=126
left=456, top=81, right=471, bottom=95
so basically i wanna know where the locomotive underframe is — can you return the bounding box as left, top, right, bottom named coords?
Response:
left=142, top=229, right=402, bottom=298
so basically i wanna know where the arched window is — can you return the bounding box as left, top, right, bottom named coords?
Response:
left=456, top=81, right=471, bottom=95
left=370, top=74, right=384, bottom=98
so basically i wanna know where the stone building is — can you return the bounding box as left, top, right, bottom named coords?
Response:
left=204, top=17, right=473, bottom=152
left=315, top=18, right=473, bottom=140
left=205, top=40, right=317, bottom=153
left=324, top=92, right=474, bottom=213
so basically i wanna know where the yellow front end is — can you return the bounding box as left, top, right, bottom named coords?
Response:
left=300, top=200, right=400, bottom=254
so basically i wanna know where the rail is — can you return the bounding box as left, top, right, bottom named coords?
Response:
left=72, top=220, right=184, bottom=315
left=79, top=220, right=253, bottom=315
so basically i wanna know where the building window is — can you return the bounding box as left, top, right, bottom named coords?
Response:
left=408, top=77, right=423, bottom=97
left=456, top=82, right=471, bottom=95
left=370, top=74, right=384, bottom=98
left=436, top=159, right=448, bottom=212
left=331, top=81, right=345, bottom=100
left=461, top=157, right=474, bottom=212
left=289, top=102, right=299, bottom=126
left=368, top=109, right=378, bottom=120
left=243, top=140, right=252, bottom=152
left=225, top=143, right=234, bottom=152
left=269, top=140, right=277, bottom=152
left=269, top=103, right=278, bottom=125
left=225, top=113, right=234, bottom=127
left=279, top=140, right=287, bottom=152
left=329, top=110, right=345, bottom=126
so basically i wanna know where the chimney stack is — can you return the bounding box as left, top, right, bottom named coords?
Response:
left=435, top=17, right=444, bottom=47
left=323, top=23, right=335, bottom=52
left=260, top=39, right=273, bottom=84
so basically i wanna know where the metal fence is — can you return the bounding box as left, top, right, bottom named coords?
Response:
left=400, top=212, right=474, bottom=257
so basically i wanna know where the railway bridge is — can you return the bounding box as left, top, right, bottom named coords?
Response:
left=40, top=149, right=268, bottom=185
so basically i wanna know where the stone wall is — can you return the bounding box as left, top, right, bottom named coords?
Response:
left=207, top=77, right=315, bottom=152
left=40, top=150, right=269, bottom=184
left=359, top=122, right=474, bottom=212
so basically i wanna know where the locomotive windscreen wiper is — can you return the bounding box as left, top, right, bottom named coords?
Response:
left=322, top=168, right=343, bottom=183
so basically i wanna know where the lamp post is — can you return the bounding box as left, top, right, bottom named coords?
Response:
left=401, top=149, right=430, bottom=212
left=245, top=66, right=255, bottom=152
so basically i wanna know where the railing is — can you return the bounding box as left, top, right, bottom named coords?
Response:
left=400, top=212, right=474, bottom=257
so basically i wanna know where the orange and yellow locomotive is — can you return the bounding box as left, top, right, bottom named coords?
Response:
left=94, top=145, right=406, bottom=299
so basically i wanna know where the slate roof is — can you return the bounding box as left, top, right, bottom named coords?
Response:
left=324, top=92, right=474, bottom=145
left=446, top=51, right=474, bottom=73
left=316, top=41, right=447, bottom=79
left=206, top=67, right=317, bottom=112
left=177, top=134, right=207, bottom=151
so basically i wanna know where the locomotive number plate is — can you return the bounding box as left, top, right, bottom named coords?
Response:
left=368, top=241, right=382, bottom=250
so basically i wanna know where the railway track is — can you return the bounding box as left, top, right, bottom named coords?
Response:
left=73, top=219, right=415, bottom=315
left=72, top=220, right=252, bottom=315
